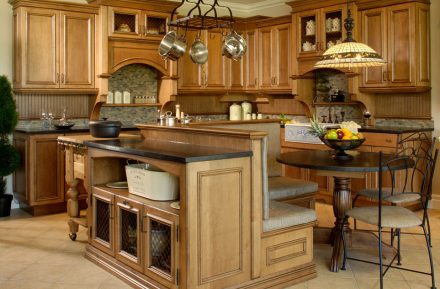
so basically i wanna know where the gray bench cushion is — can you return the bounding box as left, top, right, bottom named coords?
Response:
left=268, top=176, right=318, bottom=200
left=263, top=201, right=317, bottom=232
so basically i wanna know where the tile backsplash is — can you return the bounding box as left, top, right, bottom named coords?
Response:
left=108, top=64, right=158, bottom=100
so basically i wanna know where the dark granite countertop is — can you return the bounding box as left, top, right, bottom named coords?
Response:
left=14, top=125, right=139, bottom=134
left=84, top=138, right=253, bottom=163
left=358, top=126, right=433, bottom=134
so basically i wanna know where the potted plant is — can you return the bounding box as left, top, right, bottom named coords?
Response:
left=0, top=75, right=19, bottom=217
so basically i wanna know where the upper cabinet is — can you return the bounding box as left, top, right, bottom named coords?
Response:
left=12, top=2, right=98, bottom=92
left=258, top=23, right=292, bottom=92
left=108, top=7, right=168, bottom=39
left=358, top=0, right=430, bottom=92
left=244, top=29, right=258, bottom=91
left=293, top=4, right=347, bottom=59
left=177, top=29, right=227, bottom=92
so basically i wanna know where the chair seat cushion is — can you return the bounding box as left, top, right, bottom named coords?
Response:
left=263, top=201, right=317, bottom=232
left=268, top=176, right=318, bottom=200
left=356, top=188, right=421, bottom=204
left=346, top=206, right=422, bottom=228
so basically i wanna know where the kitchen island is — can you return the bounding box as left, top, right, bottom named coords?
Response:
left=83, top=123, right=317, bottom=289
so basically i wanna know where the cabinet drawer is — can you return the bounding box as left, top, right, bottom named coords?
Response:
left=362, top=132, right=397, bottom=148
left=261, top=226, right=313, bottom=277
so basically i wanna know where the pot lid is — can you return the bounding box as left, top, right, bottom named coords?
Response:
left=89, top=120, right=122, bottom=127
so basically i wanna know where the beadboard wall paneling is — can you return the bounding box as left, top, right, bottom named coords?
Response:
left=14, top=94, right=92, bottom=119
left=374, top=92, right=431, bottom=119
left=167, top=95, right=231, bottom=115
left=256, top=98, right=309, bottom=116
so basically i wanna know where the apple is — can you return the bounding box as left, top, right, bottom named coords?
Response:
left=326, top=130, right=338, bottom=140
left=337, top=130, right=344, bottom=139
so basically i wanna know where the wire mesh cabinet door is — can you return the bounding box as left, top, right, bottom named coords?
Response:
left=91, top=188, right=115, bottom=256
left=143, top=205, right=179, bottom=289
left=115, top=196, right=144, bottom=272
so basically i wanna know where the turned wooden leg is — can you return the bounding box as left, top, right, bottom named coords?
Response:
left=330, top=176, right=352, bottom=272
left=67, top=179, right=80, bottom=218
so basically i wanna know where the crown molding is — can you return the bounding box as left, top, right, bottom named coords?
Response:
left=170, top=0, right=290, bottom=17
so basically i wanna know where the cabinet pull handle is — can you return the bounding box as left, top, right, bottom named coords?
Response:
left=254, top=78, right=257, bottom=86
left=383, top=71, right=387, bottom=81
left=61, top=73, right=64, bottom=84
left=385, top=139, right=392, bottom=143
left=121, top=200, right=132, bottom=209
left=56, top=73, right=60, bottom=84
left=388, top=71, right=392, bottom=82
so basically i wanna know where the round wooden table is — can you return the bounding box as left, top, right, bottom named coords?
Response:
left=277, top=150, right=408, bottom=272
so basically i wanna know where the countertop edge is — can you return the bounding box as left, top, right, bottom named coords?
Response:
left=84, top=140, right=253, bottom=163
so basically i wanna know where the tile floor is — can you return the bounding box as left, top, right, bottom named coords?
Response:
left=0, top=203, right=439, bottom=289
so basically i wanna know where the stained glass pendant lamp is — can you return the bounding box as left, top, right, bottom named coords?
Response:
left=314, top=3, right=386, bottom=69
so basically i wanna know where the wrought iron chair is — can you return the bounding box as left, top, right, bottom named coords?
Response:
left=342, top=149, right=438, bottom=289
left=353, top=133, right=436, bottom=245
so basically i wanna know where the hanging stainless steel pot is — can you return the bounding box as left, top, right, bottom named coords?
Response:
left=222, top=30, right=247, bottom=60
left=189, top=36, right=208, bottom=64
left=159, top=31, right=187, bottom=61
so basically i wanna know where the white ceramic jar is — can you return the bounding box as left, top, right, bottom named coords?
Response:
left=229, top=103, right=242, bottom=120
left=241, top=101, right=252, bottom=119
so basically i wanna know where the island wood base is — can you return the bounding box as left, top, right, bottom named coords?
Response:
left=86, top=245, right=317, bottom=289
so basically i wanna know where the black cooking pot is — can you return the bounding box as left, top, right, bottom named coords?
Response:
left=89, top=120, right=122, bottom=138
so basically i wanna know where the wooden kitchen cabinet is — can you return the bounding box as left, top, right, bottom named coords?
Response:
left=91, top=187, right=115, bottom=256
left=359, top=1, right=430, bottom=92
left=294, top=4, right=347, bottom=58
left=115, top=195, right=143, bottom=272
left=177, top=29, right=227, bottom=92
left=144, top=206, right=179, bottom=289
left=13, top=132, right=67, bottom=215
left=108, top=7, right=168, bottom=39
left=12, top=2, right=97, bottom=91
left=258, top=23, right=292, bottom=92
left=244, top=29, right=259, bottom=91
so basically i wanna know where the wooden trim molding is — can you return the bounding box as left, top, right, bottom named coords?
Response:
left=359, top=87, right=431, bottom=93
left=356, top=0, right=430, bottom=11
left=10, top=0, right=99, bottom=13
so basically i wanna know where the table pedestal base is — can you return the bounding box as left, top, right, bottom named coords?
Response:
left=330, top=176, right=352, bottom=272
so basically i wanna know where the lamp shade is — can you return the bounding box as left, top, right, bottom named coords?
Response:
left=314, top=41, right=386, bottom=68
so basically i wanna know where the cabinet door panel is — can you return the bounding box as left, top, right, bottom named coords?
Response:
left=258, top=27, right=273, bottom=89
left=24, top=8, right=59, bottom=87
left=245, top=30, right=258, bottom=90
left=177, top=30, right=201, bottom=90
left=91, top=188, right=115, bottom=256
left=60, top=12, right=95, bottom=88
left=13, top=136, right=27, bottom=203
left=32, top=137, right=64, bottom=204
left=388, top=4, right=415, bottom=86
left=361, top=8, right=387, bottom=87
left=274, top=24, right=291, bottom=89
left=416, top=4, right=430, bottom=86
left=205, top=30, right=226, bottom=89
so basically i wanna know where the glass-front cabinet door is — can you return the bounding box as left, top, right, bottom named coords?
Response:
left=322, top=6, right=344, bottom=53
left=144, top=206, right=179, bottom=289
left=91, top=188, right=115, bottom=256
left=115, top=196, right=143, bottom=272
left=297, top=10, right=320, bottom=57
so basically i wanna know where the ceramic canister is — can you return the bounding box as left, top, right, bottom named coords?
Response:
left=241, top=101, right=252, bottom=119
left=229, top=103, right=242, bottom=120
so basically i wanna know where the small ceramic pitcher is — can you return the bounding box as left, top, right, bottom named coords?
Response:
left=305, top=20, right=316, bottom=35
left=332, top=18, right=341, bottom=32
left=302, top=41, right=312, bottom=51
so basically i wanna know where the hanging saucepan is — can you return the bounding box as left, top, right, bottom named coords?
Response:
left=222, top=30, right=247, bottom=60
left=159, top=30, right=187, bottom=61
left=189, top=35, right=208, bottom=64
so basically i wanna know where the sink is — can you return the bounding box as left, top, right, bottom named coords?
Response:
left=284, top=123, right=339, bottom=144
